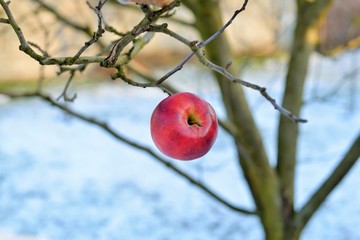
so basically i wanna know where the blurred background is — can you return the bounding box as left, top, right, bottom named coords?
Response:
left=1, top=0, right=358, bottom=81
left=0, top=0, right=360, bottom=239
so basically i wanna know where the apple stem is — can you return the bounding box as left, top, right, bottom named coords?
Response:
left=187, top=115, right=203, bottom=127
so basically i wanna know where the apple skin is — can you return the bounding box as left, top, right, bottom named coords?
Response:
left=150, top=92, right=218, bottom=160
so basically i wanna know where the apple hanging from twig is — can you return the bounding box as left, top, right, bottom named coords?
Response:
left=150, top=92, right=218, bottom=160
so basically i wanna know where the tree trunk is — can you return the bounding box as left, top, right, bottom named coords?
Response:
left=182, top=1, right=284, bottom=239
left=277, top=0, right=334, bottom=239
left=183, top=0, right=335, bottom=239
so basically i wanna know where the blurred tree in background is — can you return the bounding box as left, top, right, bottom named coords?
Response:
left=0, top=0, right=359, bottom=239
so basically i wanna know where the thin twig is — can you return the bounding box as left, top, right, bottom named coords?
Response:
left=152, top=0, right=250, bottom=84
left=198, top=0, right=249, bottom=48
left=56, top=70, right=77, bottom=102
left=0, top=0, right=29, bottom=50
left=100, top=0, right=181, bottom=67
left=0, top=17, right=10, bottom=23
left=28, top=41, right=50, bottom=57
left=112, top=23, right=195, bottom=87
left=127, top=65, right=238, bottom=136
left=194, top=48, right=308, bottom=123
left=105, top=24, right=126, bottom=37
left=69, top=0, right=107, bottom=63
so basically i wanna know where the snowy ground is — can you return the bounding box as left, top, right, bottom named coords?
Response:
left=0, top=53, right=359, bottom=240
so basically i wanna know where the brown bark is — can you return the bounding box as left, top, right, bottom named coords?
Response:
left=183, top=1, right=284, bottom=239
left=277, top=0, right=334, bottom=238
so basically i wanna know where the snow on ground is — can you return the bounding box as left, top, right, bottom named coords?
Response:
left=0, top=52, right=359, bottom=240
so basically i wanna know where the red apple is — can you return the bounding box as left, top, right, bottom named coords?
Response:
left=150, top=92, right=218, bottom=160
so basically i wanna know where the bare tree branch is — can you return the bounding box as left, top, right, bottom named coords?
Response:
left=0, top=0, right=306, bottom=123
left=100, top=0, right=181, bottom=67
left=63, top=0, right=108, bottom=65
left=115, top=22, right=307, bottom=123
left=197, top=0, right=249, bottom=49
left=0, top=0, right=29, bottom=51
left=149, top=2, right=306, bottom=123
left=295, top=133, right=360, bottom=233
left=0, top=90, right=257, bottom=216
left=0, top=0, right=156, bottom=77
left=2, top=0, right=358, bottom=238
left=0, top=17, right=10, bottom=24
left=194, top=48, right=307, bottom=123
left=146, top=0, right=249, bottom=85
left=56, top=69, right=77, bottom=102
left=28, top=41, right=50, bottom=57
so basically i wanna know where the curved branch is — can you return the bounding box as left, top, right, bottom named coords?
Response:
left=0, top=90, right=257, bottom=216
left=0, top=0, right=29, bottom=50
left=295, top=133, right=360, bottom=234
left=56, top=69, right=77, bottom=102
